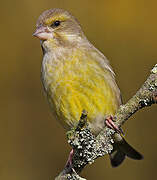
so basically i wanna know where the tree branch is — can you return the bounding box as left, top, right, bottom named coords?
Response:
left=55, top=64, right=157, bottom=180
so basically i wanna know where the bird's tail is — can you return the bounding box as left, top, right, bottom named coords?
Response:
left=109, top=134, right=143, bottom=167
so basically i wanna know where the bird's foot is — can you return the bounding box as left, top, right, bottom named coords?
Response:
left=65, top=149, right=74, bottom=168
left=105, top=115, right=123, bottom=134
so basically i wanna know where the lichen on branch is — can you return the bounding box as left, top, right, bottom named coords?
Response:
left=55, top=64, right=157, bottom=180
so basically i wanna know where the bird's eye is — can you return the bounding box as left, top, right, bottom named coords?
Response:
left=51, top=20, right=61, bottom=27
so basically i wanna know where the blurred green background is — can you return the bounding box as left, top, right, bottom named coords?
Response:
left=0, top=0, right=157, bottom=179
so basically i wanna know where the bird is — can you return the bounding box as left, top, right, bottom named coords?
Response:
left=33, top=8, right=143, bottom=167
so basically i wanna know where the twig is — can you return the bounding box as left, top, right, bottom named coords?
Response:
left=55, top=64, right=157, bottom=180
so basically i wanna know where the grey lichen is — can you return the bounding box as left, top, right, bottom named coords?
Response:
left=67, top=121, right=115, bottom=173
left=151, top=64, right=157, bottom=74
left=55, top=170, right=86, bottom=180
left=139, top=98, right=152, bottom=107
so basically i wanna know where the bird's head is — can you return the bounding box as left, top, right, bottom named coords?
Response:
left=33, top=8, right=85, bottom=50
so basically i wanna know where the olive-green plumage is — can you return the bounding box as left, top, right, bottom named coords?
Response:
left=33, top=8, right=143, bottom=167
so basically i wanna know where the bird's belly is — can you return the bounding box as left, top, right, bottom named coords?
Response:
left=42, top=58, right=119, bottom=133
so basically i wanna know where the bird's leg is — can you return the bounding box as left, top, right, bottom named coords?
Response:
left=65, top=149, right=74, bottom=168
left=105, top=115, right=123, bottom=134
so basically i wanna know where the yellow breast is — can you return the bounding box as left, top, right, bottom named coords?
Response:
left=42, top=49, right=120, bottom=132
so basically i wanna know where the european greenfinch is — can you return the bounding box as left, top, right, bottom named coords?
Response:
left=33, top=8, right=143, bottom=167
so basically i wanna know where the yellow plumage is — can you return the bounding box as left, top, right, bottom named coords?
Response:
left=42, top=48, right=120, bottom=133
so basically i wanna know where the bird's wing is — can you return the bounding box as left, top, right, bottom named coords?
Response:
left=89, top=44, right=122, bottom=106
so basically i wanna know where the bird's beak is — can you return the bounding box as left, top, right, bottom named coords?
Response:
left=33, top=26, right=53, bottom=40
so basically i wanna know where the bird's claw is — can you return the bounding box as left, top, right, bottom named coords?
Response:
left=105, top=115, right=124, bottom=135
left=65, top=149, right=74, bottom=168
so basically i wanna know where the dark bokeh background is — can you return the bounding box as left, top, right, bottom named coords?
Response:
left=1, top=0, right=157, bottom=179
